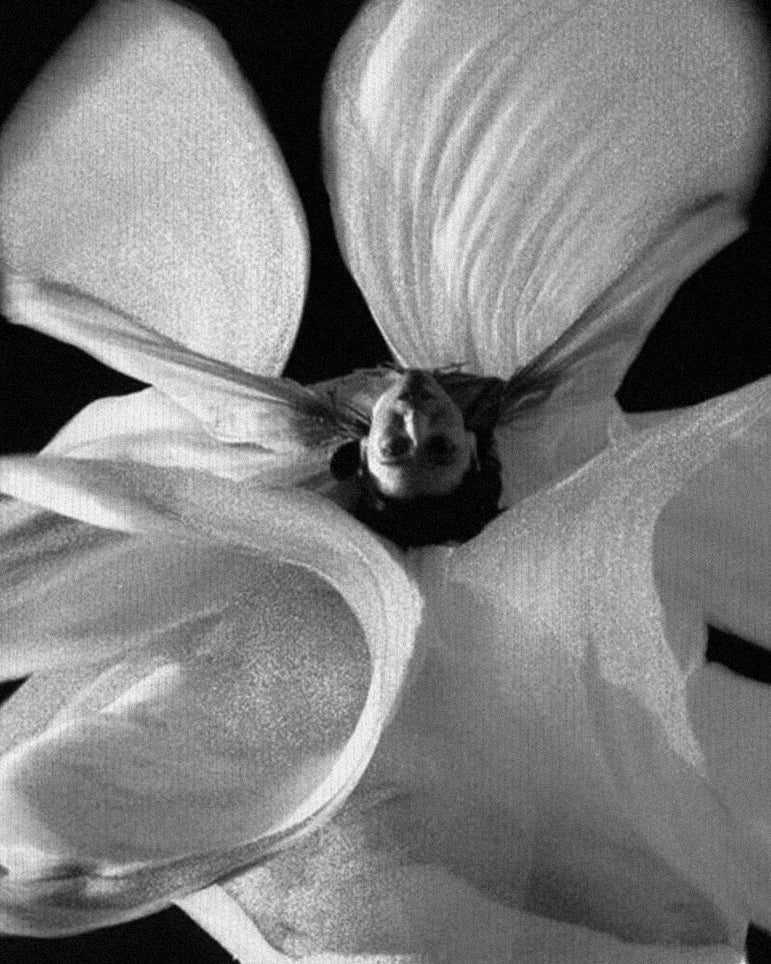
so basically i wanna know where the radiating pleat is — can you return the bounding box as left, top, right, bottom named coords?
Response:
left=497, top=203, right=746, bottom=416
left=323, top=0, right=768, bottom=378
left=1, top=0, right=308, bottom=382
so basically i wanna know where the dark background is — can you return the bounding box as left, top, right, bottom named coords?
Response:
left=1, top=0, right=770, bottom=960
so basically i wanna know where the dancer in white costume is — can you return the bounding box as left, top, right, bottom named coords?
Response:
left=0, top=1, right=770, bottom=961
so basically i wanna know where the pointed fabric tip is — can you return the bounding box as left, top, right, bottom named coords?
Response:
left=1, top=273, right=349, bottom=462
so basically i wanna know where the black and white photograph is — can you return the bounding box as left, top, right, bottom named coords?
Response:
left=1, top=0, right=771, bottom=961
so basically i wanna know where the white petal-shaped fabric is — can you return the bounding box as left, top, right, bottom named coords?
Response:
left=407, top=378, right=771, bottom=944
left=0, top=406, right=342, bottom=681
left=324, top=0, right=768, bottom=379
left=159, top=379, right=768, bottom=961
left=0, top=463, right=422, bottom=935
left=0, top=0, right=308, bottom=383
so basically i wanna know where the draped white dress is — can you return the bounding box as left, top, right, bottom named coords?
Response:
left=0, top=1, right=770, bottom=962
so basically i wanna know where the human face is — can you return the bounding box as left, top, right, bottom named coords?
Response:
left=361, top=370, right=476, bottom=497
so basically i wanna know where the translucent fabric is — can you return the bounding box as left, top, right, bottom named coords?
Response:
left=182, top=878, right=749, bottom=964
left=0, top=1, right=419, bottom=928
left=0, top=456, right=422, bottom=934
left=323, top=0, right=768, bottom=378
left=0, top=0, right=308, bottom=382
left=436, top=379, right=771, bottom=936
left=31, top=387, right=322, bottom=483
left=0, top=268, right=346, bottom=455
left=186, top=377, right=768, bottom=961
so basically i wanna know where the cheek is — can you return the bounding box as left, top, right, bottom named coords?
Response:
left=437, top=410, right=469, bottom=444
left=687, top=662, right=771, bottom=829
left=367, top=414, right=397, bottom=449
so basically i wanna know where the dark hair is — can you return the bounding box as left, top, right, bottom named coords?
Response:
left=348, top=427, right=502, bottom=549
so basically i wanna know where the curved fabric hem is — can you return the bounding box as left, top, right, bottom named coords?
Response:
left=175, top=885, right=748, bottom=964
left=177, top=886, right=292, bottom=963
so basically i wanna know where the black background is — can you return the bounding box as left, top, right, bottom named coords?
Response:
left=1, top=0, right=771, bottom=960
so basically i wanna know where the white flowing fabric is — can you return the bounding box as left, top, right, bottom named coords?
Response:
left=1, top=0, right=770, bottom=961
left=324, top=0, right=768, bottom=380
left=0, top=456, right=421, bottom=935
left=0, top=0, right=419, bottom=940
left=2, top=391, right=767, bottom=956
left=196, top=378, right=770, bottom=963
left=0, top=0, right=308, bottom=384
left=17, top=387, right=330, bottom=484
left=0, top=273, right=350, bottom=456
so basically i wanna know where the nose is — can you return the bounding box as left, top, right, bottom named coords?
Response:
left=402, top=407, right=432, bottom=445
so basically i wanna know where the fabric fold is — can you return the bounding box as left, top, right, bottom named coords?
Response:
left=424, top=377, right=771, bottom=940
left=323, top=0, right=768, bottom=379
left=1, top=0, right=770, bottom=956
left=0, top=460, right=423, bottom=935
left=1, top=274, right=351, bottom=460
left=499, top=202, right=747, bottom=418
left=179, top=881, right=748, bottom=964
left=0, top=499, right=153, bottom=680
left=173, top=380, right=770, bottom=961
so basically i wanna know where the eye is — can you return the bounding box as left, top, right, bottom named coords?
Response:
left=425, top=435, right=457, bottom=465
